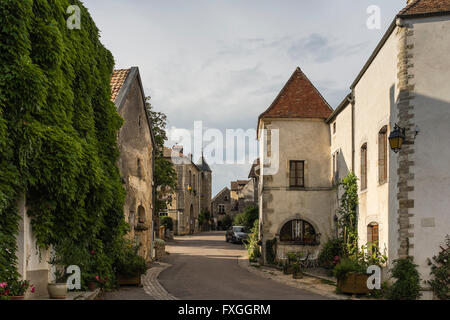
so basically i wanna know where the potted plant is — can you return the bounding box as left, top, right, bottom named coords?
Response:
left=292, top=262, right=303, bottom=279
left=1, top=280, right=35, bottom=299
left=116, top=242, right=147, bottom=286
left=283, top=262, right=293, bottom=275
left=334, top=258, right=369, bottom=294
left=48, top=268, right=68, bottom=299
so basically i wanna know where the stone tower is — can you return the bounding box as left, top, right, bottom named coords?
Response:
left=197, top=153, right=212, bottom=214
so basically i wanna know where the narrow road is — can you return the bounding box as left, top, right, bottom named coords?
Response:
left=158, top=231, right=329, bottom=300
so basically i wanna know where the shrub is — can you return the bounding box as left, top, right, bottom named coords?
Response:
left=426, top=235, right=449, bottom=300
left=386, top=257, right=421, bottom=300
left=221, top=215, right=233, bottom=230
left=333, top=257, right=367, bottom=281
left=160, top=216, right=173, bottom=231
left=318, top=238, right=344, bottom=268
left=265, top=238, right=277, bottom=265
left=115, top=242, right=147, bottom=277
left=244, top=219, right=260, bottom=262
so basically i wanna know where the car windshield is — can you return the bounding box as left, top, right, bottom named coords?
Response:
left=233, top=227, right=246, bottom=233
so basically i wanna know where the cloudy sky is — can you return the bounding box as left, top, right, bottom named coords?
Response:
left=84, top=0, right=406, bottom=196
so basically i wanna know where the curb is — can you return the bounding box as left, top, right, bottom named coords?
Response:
left=237, top=256, right=350, bottom=300
left=142, top=262, right=178, bottom=300
left=74, top=288, right=101, bottom=300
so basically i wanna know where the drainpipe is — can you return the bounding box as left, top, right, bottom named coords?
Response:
left=349, top=91, right=355, bottom=172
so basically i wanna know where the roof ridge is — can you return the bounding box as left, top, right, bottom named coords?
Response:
left=399, top=0, right=421, bottom=15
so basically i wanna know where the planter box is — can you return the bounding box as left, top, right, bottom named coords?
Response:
left=337, top=273, right=369, bottom=294
left=116, top=273, right=141, bottom=286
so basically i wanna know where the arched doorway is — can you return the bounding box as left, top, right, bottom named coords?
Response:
left=189, top=204, right=194, bottom=234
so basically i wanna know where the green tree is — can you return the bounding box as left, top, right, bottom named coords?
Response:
left=221, top=215, right=233, bottom=230
left=145, top=97, right=177, bottom=215
left=233, top=206, right=259, bottom=230
left=198, top=209, right=211, bottom=231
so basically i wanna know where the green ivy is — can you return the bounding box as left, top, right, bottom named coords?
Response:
left=427, top=235, right=449, bottom=300
left=0, top=0, right=127, bottom=287
left=337, top=172, right=359, bottom=257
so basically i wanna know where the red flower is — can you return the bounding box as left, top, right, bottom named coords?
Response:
left=5, top=289, right=10, bottom=295
left=90, top=250, right=95, bottom=255
left=31, top=287, right=35, bottom=293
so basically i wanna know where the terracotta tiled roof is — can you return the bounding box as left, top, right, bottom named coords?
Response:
left=259, top=67, right=332, bottom=121
left=399, top=0, right=450, bottom=17
left=248, top=158, right=260, bottom=178
left=110, top=69, right=130, bottom=101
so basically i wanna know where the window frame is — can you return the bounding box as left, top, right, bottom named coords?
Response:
left=289, top=160, right=305, bottom=188
left=378, top=126, right=388, bottom=185
left=360, top=143, right=368, bottom=191
left=279, top=219, right=319, bottom=245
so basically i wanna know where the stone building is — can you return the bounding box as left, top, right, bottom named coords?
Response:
left=163, top=146, right=212, bottom=235
left=111, top=67, right=155, bottom=262
left=257, top=67, right=334, bottom=264
left=257, top=0, right=450, bottom=298
left=211, top=187, right=232, bottom=229
left=230, top=179, right=257, bottom=214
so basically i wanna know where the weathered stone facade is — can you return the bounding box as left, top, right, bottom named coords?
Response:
left=112, top=67, right=155, bottom=262
left=211, top=187, right=232, bottom=229
left=164, top=147, right=212, bottom=235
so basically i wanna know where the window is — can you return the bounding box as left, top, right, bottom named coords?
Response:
left=333, top=122, right=336, bottom=135
left=218, top=204, right=225, bottom=214
left=378, top=126, right=388, bottom=184
left=279, top=219, right=318, bottom=245
left=289, top=161, right=304, bottom=187
left=137, top=205, right=146, bottom=223
left=367, top=223, right=379, bottom=254
left=224, top=196, right=228, bottom=201
left=361, top=144, right=367, bottom=190
left=332, top=151, right=339, bottom=184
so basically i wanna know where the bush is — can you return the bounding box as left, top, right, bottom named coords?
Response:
left=160, top=216, right=173, bottom=231
left=233, top=206, right=258, bottom=230
left=198, top=209, right=211, bottom=231
left=265, top=238, right=277, bottom=265
left=318, top=238, right=344, bottom=269
left=115, top=242, right=147, bottom=277
left=244, top=220, right=260, bottom=262
left=427, top=235, right=449, bottom=300
left=386, top=257, right=421, bottom=300
left=221, top=215, right=233, bottom=230
left=333, top=257, right=367, bottom=281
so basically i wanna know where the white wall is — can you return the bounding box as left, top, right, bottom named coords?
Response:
left=408, top=16, right=450, bottom=282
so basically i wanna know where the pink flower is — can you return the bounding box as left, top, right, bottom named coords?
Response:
left=95, top=275, right=100, bottom=281
left=0, top=282, right=6, bottom=288
left=90, top=250, right=95, bottom=255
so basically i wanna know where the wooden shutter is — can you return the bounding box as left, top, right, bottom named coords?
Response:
left=378, top=128, right=387, bottom=183
left=361, top=144, right=367, bottom=190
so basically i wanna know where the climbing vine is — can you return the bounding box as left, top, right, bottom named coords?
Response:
left=337, top=172, right=359, bottom=257
left=0, top=0, right=128, bottom=287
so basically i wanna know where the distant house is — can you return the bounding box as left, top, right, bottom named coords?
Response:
left=211, top=187, right=232, bottom=229
left=111, top=67, right=155, bottom=262
left=163, top=146, right=212, bottom=235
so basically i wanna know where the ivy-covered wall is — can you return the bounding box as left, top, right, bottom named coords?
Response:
left=0, top=0, right=127, bottom=286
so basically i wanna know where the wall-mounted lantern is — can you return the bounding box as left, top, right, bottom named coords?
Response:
left=388, top=124, right=406, bottom=153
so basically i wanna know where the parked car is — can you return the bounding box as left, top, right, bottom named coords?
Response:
left=226, top=226, right=248, bottom=243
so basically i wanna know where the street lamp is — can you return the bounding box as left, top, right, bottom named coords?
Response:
left=388, top=124, right=406, bottom=153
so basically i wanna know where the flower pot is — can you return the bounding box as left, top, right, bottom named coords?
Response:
left=10, top=296, right=25, bottom=300
left=283, top=266, right=294, bottom=275
left=337, top=273, right=369, bottom=294
left=292, top=271, right=303, bottom=279
left=87, top=281, right=98, bottom=292
left=47, top=283, right=67, bottom=299
left=116, top=273, right=141, bottom=286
